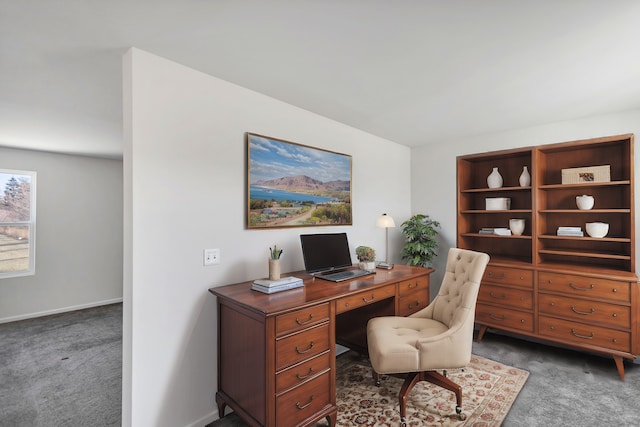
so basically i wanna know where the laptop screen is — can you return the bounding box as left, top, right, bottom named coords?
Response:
left=300, top=232, right=353, bottom=274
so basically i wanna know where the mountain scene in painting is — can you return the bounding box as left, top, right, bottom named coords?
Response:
left=248, top=135, right=352, bottom=228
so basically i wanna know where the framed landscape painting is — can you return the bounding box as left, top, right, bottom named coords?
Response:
left=247, top=133, right=352, bottom=229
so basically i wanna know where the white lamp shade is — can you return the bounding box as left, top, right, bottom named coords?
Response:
left=376, top=213, right=396, bottom=228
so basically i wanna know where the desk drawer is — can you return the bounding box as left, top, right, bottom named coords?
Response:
left=276, top=303, right=330, bottom=337
left=398, top=276, right=429, bottom=295
left=335, top=284, right=395, bottom=314
left=276, top=323, right=330, bottom=371
left=478, top=284, right=533, bottom=310
left=539, top=272, right=631, bottom=303
left=538, top=294, right=630, bottom=329
left=539, top=315, right=630, bottom=353
left=276, top=351, right=331, bottom=394
left=475, top=303, right=533, bottom=333
left=276, top=370, right=331, bottom=427
left=398, top=291, right=428, bottom=317
left=483, top=266, right=533, bottom=288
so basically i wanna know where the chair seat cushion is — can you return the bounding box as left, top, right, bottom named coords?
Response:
left=367, top=316, right=448, bottom=374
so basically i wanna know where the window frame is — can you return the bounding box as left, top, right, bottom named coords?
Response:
left=0, top=168, right=36, bottom=279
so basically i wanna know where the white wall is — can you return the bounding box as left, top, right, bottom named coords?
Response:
left=122, top=48, right=413, bottom=427
left=411, top=109, right=640, bottom=292
left=0, top=147, right=123, bottom=322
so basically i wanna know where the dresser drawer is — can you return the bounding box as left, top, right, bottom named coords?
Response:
left=276, top=351, right=331, bottom=394
left=276, top=323, right=330, bottom=371
left=335, top=284, right=395, bottom=314
left=538, top=294, right=630, bottom=329
left=539, top=315, right=630, bottom=353
left=276, top=370, right=331, bottom=427
left=539, top=272, right=631, bottom=303
left=475, top=303, right=534, bottom=332
left=483, top=266, right=533, bottom=288
left=478, top=284, right=533, bottom=310
left=276, top=303, right=330, bottom=337
left=398, top=290, right=428, bottom=317
left=398, top=276, right=429, bottom=296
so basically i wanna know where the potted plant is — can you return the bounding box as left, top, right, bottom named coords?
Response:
left=400, top=214, right=440, bottom=267
left=355, top=246, right=376, bottom=271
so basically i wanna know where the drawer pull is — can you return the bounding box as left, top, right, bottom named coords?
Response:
left=408, top=301, right=421, bottom=309
left=295, top=314, right=313, bottom=326
left=408, top=282, right=418, bottom=289
left=489, top=272, right=506, bottom=279
left=489, top=313, right=506, bottom=321
left=489, top=291, right=507, bottom=299
left=569, top=282, right=594, bottom=291
left=295, top=342, right=314, bottom=354
left=296, top=367, right=314, bottom=380
left=571, top=329, right=594, bottom=340
left=296, top=395, right=314, bottom=410
left=362, top=294, right=375, bottom=303
left=571, top=305, right=595, bottom=316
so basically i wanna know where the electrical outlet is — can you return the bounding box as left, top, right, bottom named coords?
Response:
left=204, top=248, right=220, bottom=266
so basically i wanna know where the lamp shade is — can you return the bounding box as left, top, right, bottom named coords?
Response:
left=376, top=213, right=396, bottom=228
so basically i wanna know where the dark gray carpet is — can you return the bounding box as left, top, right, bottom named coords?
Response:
left=0, top=304, right=122, bottom=427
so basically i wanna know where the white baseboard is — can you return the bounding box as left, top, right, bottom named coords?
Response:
left=185, top=409, right=218, bottom=427
left=0, top=297, right=123, bottom=324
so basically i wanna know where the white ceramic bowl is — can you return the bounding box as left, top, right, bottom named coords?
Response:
left=585, top=222, right=609, bottom=238
left=576, top=195, right=594, bottom=210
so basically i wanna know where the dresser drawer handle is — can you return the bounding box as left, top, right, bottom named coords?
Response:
left=362, top=294, right=375, bottom=303
left=295, top=342, right=314, bottom=354
left=569, top=282, right=594, bottom=291
left=571, top=329, right=594, bottom=340
left=489, top=291, right=507, bottom=299
left=488, top=272, right=506, bottom=279
left=408, top=282, right=418, bottom=289
left=408, top=301, right=421, bottom=309
left=571, top=305, right=595, bottom=316
left=296, top=367, right=314, bottom=380
left=296, top=395, right=314, bottom=410
left=295, top=314, right=313, bottom=326
left=489, top=313, right=506, bottom=321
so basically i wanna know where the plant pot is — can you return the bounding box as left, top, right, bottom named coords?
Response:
left=269, top=259, right=281, bottom=280
left=359, top=261, right=375, bottom=271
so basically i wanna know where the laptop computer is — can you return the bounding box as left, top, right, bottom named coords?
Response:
left=300, top=232, right=375, bottom=282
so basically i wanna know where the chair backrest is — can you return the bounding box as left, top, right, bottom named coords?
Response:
left=428, top=248, right=490, bottom=329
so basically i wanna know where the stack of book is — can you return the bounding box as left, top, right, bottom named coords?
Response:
left=479, top=227, right=511, bottom=236
left=251, top=276, right=304, bottom=294
left=557, top=226, right=583, bottom=237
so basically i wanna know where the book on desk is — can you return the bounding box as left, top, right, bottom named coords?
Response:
left=251, top=276, right=304, bottom=294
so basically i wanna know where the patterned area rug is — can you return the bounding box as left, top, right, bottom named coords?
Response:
left=317, top=353, right=528, bottom=426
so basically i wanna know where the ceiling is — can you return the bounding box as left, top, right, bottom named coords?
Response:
left=2, top=1, right=640, bottom=159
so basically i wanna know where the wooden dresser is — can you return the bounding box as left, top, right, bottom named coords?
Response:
left=458, top=134, right=639, bottom=380
left=209, top=265, right=432, bottom=427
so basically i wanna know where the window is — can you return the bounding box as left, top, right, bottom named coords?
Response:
left=0, top=169, right=36, bottom=278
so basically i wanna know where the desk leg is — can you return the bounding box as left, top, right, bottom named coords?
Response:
left=215, top=392, right=227, bottom=418
left=325, top=411, right=337, bottom=427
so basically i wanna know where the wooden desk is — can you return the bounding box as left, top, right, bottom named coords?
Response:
left=209, top=265, right=432, bottom=427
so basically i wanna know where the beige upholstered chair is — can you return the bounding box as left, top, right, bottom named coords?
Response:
left=367, top=248, right=490, bottom=424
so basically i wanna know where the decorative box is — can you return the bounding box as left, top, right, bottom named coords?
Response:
left=485, top=197, right=511, bottom=210
left=561, top=165, right=610, bottom=184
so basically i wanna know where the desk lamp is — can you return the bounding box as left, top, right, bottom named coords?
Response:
left=376, top=213, right=396, bottom=269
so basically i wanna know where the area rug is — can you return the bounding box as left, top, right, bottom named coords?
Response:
left=317, top=354, right=528, bottom=426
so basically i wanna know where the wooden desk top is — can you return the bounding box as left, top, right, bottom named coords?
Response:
left=209, top=264, right=433, bottom=317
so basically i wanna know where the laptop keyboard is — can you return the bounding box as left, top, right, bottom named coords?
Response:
left=319, top=269, right=373, bottom=282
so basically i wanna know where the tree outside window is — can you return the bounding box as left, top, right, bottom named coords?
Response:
left=0, top=169, right=36, bottom=278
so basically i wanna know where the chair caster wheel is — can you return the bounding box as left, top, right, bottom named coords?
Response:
left=400, top=416, right=407, bottom=427
left=374, top=380, right=381, bottom=387
left=455, top=407, right=466, bottom=421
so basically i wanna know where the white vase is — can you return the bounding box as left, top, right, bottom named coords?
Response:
left=487, top=167, right=503, bottom=188
left=519, top=166, right=531, bottom=187
left=509, top=218, right=525, bottom=236
left=359, top=261, right=375, bottom=271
